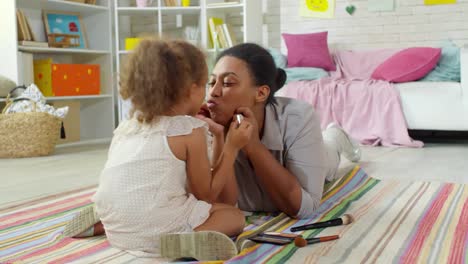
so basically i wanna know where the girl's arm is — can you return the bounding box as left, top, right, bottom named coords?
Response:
left=196, top=113, right=240, bottom=205
left=195, top=111, right=224, bottom=163
left=211, top=133, right=224, bottom=167
left=186, top=122, right=251, bottom=203
left=212, top=133, right=239, bottom=205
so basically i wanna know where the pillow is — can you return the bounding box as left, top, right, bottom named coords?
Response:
left=420, top=40, right=460, bottom=82
left=284, top=67, right=329, bottom=84
left=371, top=47, right=441, bottom=83
left=268, top=48, right=287, bottom=68
left=0, top=75, right=17, bottom=98
left=282, top=31, right=336, bottom=71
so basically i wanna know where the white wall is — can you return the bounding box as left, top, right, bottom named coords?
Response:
left=0, top=1, right=19, bottom=83
left=263, top=0, right=281, bottom=48
left=277, top=0, right=468, bottom=50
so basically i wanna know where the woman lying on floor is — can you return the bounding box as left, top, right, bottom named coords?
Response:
left=198, top=43, right=361, bottom=218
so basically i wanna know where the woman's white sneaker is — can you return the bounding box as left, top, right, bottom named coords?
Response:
left=324, top=123, right=361, bottom=163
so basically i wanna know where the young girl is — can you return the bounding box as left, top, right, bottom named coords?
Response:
left=92, top=38, right=252, bottom=259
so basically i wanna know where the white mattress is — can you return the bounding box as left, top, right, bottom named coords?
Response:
left=395, top=82, right=468, bottom=130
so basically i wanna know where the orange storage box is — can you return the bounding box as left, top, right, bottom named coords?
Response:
left=34, top=58, right=100, bottom=96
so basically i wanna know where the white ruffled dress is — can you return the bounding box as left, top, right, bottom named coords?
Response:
left=93, top=115, right=212, bottom=256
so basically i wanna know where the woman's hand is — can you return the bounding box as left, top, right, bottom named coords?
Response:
left=225, top=119, right=253, bottom=152
left=196, top=104, right=224, bottom=137
left=235, top=107, right=262, bottom=155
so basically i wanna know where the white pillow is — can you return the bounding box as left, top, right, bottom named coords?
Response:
left=0, top=75, right=17, bottom=98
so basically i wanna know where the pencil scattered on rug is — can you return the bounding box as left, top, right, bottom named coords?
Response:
left=2, top=166, right=466, bottom=263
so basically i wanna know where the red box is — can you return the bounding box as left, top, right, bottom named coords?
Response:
left=52, top=64, right=100, bottom=96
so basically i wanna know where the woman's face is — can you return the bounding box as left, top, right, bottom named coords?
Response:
left=207, top=56, right=257, bottom=126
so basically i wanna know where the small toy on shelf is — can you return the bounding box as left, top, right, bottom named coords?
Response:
left=125, top=38, right=143, bottom=51
left=47, top=33, right=81, bottom=48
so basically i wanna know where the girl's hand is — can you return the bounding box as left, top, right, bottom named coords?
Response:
left=225, top=119, right=253, bottom=151
left=197, top=103, right=210, bottom=118
left=235, top=107, right=262, bottom=155
left=196, top=104, right=224, bottom=137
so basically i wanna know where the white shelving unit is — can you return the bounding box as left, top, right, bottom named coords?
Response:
left=0, top=94, right=113, bottom=103
left=0, top=0, right=115, bottom=145
left=114, top=0, right=263, bottom=121
left=18, top=46, right=111, bottom=54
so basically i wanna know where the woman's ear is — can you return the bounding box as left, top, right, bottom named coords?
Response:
left=255, top=85, right=271, bottom=104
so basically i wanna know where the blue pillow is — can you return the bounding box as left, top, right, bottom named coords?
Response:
left=420, top=40, right=460, bottom=82
left=268, top=48, right=328, bottom=83
left=284, top=67, right=329, bottom=84
left=268, top=48, right=287, bottom=68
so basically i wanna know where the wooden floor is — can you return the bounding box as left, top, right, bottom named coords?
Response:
left=2, top=141, right=468, bottom=208
left=0, top=143, right=109, bottom=207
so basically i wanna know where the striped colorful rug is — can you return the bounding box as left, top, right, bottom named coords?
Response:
left=232, top=167, right=468, bottom=264
left=1, top=166, right=466, bottom=263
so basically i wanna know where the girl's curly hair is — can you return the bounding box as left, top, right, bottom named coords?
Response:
left=120, top=37, right=207, bottom=123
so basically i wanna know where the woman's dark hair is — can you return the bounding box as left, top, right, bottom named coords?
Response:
left=216, top=43, right=286, bottom=105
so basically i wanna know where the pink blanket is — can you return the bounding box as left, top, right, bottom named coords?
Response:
left=278, top=50, right=423, bottom=147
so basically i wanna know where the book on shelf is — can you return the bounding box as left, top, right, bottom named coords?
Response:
left=164, top=0, right=178, bottom=6
left=214, top=23, right=236, bottom=49
left=24, top=13, right=36, bottom=41
left=16, top=10, right=28, bottom=41
left=16, top=9, right=36, bottom=41
left=207, top=1, right=240, bottom=7
left=66, top=0, right=97, bottom=4
left=18, top=40, right=49, bottom=48
left=221, top=23, right=236, bottom=47
left=208, top=17, right=224, bottom=48
left=215, top=25, right=228, bottom=49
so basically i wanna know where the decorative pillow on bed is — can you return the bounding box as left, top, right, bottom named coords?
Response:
left=284, top=67, right=329, bottom=84
left=282, top=31, right=336, bottom=71
left=371, top=47, right=441, bottom=83
left=267, top=48, right=328, bottom=83
left=268, top=48, right=287, bottom=68
left=420, top=40, right=460, bottom=82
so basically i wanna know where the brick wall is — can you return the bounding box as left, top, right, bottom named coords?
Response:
left=263, top=0, right=281, bottom=48
left=276, top=0, right=468, bottom=50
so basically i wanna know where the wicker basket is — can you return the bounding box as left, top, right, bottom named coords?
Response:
left=0, top=99, right=62, bottom=158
